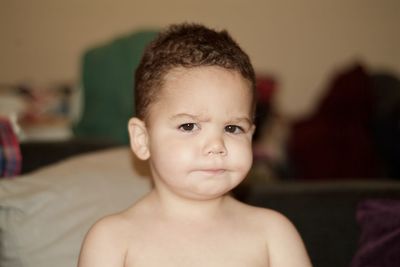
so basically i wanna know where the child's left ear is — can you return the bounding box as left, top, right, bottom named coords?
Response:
left=250, top=124, right=256, bottom=136
left=128, top=117, right=150, bottom=160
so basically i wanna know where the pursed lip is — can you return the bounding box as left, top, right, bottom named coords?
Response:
left=196, top=169, right=226, bottom=175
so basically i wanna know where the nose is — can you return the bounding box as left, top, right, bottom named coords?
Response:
left=203, top=132, right=227, bottom=156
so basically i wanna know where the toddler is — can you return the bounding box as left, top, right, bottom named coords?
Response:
left=78, top=23, right=312, bottom=267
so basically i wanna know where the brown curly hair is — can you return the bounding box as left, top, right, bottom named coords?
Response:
left=134, top=23, right=256, bottom=120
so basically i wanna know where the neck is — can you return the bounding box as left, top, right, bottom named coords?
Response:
left=147, top=188, right=233, bottom=223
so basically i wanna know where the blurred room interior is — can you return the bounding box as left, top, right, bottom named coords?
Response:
left=1, top=0, right=399, bottom=179
left=1, top=2, right=400, bottom=267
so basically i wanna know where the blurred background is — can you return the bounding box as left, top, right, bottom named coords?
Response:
left=0, top=0, right=399, bottom=179
left=1, top=3, right=400, bottom=266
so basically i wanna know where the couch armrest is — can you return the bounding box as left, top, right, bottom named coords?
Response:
left=20, top=138, right=120, bottom=174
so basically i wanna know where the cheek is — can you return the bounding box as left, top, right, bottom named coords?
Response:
left=227, top=139, right=253, bottom=171
left=150, top=137, right=195, bottom=169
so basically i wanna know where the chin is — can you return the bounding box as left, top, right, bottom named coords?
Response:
left=185, top=181, right=240, bottom=200
left=182, top=191, right=230, bottom=201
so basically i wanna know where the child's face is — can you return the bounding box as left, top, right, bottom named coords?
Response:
left=145, top=66, right=254, bottom=200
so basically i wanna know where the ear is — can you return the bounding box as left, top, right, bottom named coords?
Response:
left=128, top=117, right=150, bottom=160
left=250, top=124, right=256, bottom=136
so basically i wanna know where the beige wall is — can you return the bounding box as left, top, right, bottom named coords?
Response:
left=1, top=0, right=399, bottom=118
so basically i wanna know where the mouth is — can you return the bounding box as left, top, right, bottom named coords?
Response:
left=197, top=169, right=226, bottom=175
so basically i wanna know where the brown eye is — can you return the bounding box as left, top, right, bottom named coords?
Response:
left=225, top=125, right=244, bottom=134
left=178, top=123, right=199, bottom=132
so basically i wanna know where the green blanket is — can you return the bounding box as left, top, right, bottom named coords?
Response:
left=74, top=30, right=158, bottom=144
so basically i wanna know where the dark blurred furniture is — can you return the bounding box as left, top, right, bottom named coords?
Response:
left=20, top=139, right=119, bottom=174
left=18, top=141, right=400, bottom=267
left=238, top=180, right=400, bottom=267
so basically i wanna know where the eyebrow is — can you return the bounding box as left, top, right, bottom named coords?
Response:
left=170, top=113, right=253, bottom=125
left=229, top=117, right=253, bottom=125
left=169, top=113, right=210, bottom=122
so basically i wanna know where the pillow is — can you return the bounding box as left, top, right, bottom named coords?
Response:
left=0, top=147, right=151, bottom=267
left=351, top=199, right=400, bottom=267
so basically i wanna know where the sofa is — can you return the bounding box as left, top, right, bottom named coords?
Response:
left=1, top=145, right=400, bottom=267
left=236, top=178, right=400, bottom=267
left=0, top=147, right=150, bottom=267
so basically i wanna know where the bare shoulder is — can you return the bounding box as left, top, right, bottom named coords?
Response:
left=231, top=199, right=292, bottom=225
left=234, top=202, right=313, bottom=267
left=77, top=209, right=136, bottom=267
left=85, top=211, right=133, bottom=245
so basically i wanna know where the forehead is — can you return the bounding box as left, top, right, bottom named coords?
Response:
left=146, top=66, right=254, bottom=119
left=162, top=66, right=252, bottom=97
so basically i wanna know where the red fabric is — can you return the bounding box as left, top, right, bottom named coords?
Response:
left=0, top=117, right=22, bottom=178
left=256, top=76, right=276, bottom=104
left=287, top=64, right=379, bottom=179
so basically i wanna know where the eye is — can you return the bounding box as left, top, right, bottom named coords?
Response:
left=178, top=123, right=199, bottom=132
left=225, top=125, right=244, bottom=134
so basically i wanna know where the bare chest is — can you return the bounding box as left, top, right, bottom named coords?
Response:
left=124, top=223, right=269, bottom=267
